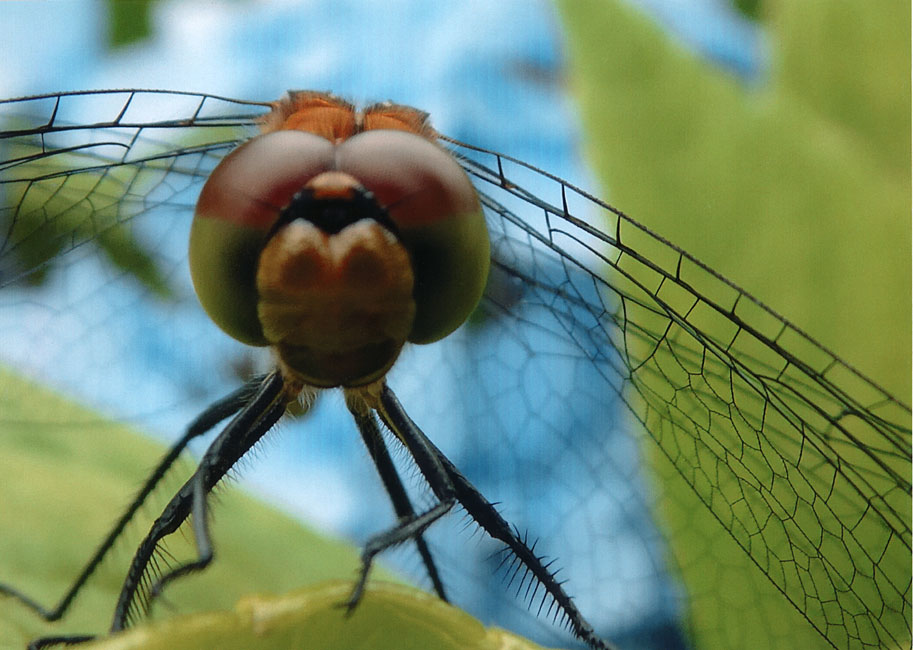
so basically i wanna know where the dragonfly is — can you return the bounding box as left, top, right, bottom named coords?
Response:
left=0, top=89, right=909, bottom=650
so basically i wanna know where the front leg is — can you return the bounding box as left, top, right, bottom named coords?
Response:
left=111, top=372, right=287, bottom=631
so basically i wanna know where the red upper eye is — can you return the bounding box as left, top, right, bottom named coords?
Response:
left=196, top=130, right=337, bottom=230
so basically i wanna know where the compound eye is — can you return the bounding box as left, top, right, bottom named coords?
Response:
left=336, top=131, right=490, bottom=343
left=190, top=130, right=335, bottom=346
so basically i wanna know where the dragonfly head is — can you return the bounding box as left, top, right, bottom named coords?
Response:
left=190, top=96, right=490, bottom=387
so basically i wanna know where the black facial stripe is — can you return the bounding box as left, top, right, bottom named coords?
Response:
left=269, top=185, right=401, bottom=239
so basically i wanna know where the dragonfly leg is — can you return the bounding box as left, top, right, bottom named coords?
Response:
left=378, top=383, right=616, bottom=650
left=339, top=382, right=459, bottom=612
left=348, top=405, right=449, bottom=602
left=146, top=470, right=212, bottom=602
left=0, top=375, right=264, bottom=633
left=109, top=372, right=287, bottom=632
left=27, top=634, right=96, bottom=649
left=344, top=501, right=453, bottom=613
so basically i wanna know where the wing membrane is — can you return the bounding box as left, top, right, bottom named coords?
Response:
left=0, top=90, right=269, bottom=290
left=451, top=140, right=911, bottom=648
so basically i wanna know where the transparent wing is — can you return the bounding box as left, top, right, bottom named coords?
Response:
left=0, top=90, right=909, bottom=650
left=440, top=139, right=911, bottom=649
left=0, top=89, right=269, bottom=291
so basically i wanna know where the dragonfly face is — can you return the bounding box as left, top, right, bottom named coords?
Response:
left=0, top=90, right=910, bottom=650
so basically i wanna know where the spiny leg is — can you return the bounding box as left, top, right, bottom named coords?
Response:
left=348, top=404, right=448, bottom=603
left=111, top=372, right=288, bottom=631
left=27, top=635, right=95, bottom=650
left=377, top=383, right=615, bottom=650
left=20, top=373, right=288, bottom=649
left=0, top=376, right=265, bottom=626
left=342, top=381, right=458, bottom=611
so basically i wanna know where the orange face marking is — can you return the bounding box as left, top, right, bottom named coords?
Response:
left=362, top=102, right=436, bottom=139
left=261, top=91, right=357, bottom=142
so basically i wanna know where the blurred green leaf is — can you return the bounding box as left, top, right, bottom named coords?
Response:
left=1, top=134, right=174, bottom=297
left=106, top=0, right=155, bottom=49
left=557, top=0, right=909, bottom=397
left=556, top=1, right=910, bottom=649
left=77, top=582, right=545, bottom=650
left=731, top=0, right=762, bottom=22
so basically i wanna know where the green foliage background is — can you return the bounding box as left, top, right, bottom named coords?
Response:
left=558, top=0, right=909, bottom=398
left=556, top=1, right=910, bottom=649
